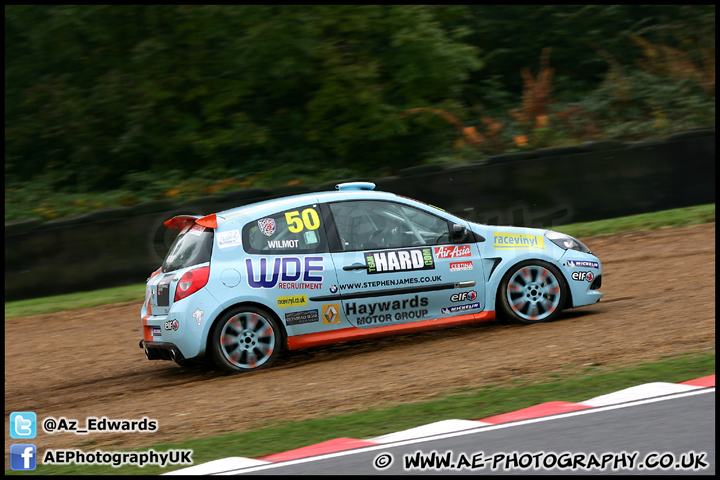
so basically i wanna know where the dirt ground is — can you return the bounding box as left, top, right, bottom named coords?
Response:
left=4, top=223, right=715, bottom=464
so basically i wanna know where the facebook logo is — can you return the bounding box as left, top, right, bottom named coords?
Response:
left=10, top=411, right=37, bottom=439
left=10, top=444, right=37, bottom=470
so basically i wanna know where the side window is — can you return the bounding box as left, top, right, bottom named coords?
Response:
left=329, top=201, right=450, bottom=251
left=242, top=204, right=328, bottom=254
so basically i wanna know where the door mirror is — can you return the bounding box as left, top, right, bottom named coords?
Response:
left=451, top=224, right=468, bottom=243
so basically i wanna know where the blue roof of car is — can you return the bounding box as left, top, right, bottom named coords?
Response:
left=213, top=184, right=397, bottom=224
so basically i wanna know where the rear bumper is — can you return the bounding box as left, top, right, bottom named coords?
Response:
left=140, top=340, right=186, bottom=362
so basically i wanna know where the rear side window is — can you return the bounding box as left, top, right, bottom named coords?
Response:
left=162, top=224, right=214, bottom=272
left=242, top=204, right=328, bottom=254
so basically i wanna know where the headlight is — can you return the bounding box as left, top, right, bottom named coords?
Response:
left=545, top=231, right=591, bottom=253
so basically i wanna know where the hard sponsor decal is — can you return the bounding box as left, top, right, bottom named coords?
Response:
left=344, top=295, right=429, bottom=325
left=449, top=261, right=473, bottom=272
left=441, top=302, right=481, bottom=314
left=246, top=256, right=323, bottom=289
left=450, top=290, right=477, bottom=302
left=365, top=248, right=434, bottom=275
left=164, top=319, right=179, bottom=331
left=216, top=229, right=242, bottom=249
left=322, top=304, right=340, bottom=324
left=493, top=233, right=545, bottom=250
left=258, top=218, right=276, bottom=237
left=277, top=294, right=308, bottom=308
left=284, top=309, right=319, bottom=326
left=434, top=244, right=472, bottom=259
left=571, top=271, right=595, bottom=282
left=567, top=260, right=599, bottom=269
left=151, top=326, right=162, bottom=337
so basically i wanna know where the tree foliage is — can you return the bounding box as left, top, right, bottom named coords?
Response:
left=4, top=5, right=715, bottom=203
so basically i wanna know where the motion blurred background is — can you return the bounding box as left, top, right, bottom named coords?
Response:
left=5, top=5, right=715, bottom=221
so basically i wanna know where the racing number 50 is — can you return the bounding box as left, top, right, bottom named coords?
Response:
left=285, top=208, right=321, bottom=233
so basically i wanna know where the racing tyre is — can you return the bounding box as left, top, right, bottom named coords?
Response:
left=498, top=260, right=567, bottom=324
left=209, top=306, right=284, bottom=373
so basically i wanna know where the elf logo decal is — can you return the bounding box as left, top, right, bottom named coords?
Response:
left=246, top=256, right=323, bottom=289
left=571, top=271, right=595, bottom=282
left=365, top=248, right=434, bottom=274
left=434, top=245, right=472, bottom=258
left=494, top=233, right=545, bottom=250
left=450, top=290, right=477, bottom=302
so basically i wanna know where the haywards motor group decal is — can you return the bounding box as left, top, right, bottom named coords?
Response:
left=245, top=256, right=323, bottom=289
left=345, top=295, right=429, bottom=325
left=493, top=233, right=545, bottom=250
left=567, top=260, right=600, bottom=269
left=365, top=247, right=434, bottom=275
left=434, top=244, right=472, bottom=259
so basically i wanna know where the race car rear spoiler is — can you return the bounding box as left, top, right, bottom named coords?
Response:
left=163, top=214, right=218, bottom=230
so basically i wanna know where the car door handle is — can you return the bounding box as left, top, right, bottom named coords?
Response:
left=343, top=264, right=368, bottom=271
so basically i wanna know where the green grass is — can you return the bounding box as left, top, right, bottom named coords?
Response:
left=558, top=203, right=715, bottom=238
left=7, top=350, right=714, bottom=475
left=4, top=284, right=146, bottom=319
left=4, top=203, right=714, bottom=319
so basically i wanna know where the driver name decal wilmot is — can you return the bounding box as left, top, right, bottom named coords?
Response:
left=493, top=233, right=545, bottom=250
left=365, top=248, right=434, bottom=274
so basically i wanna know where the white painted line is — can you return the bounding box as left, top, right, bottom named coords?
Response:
left=369, top=419, right=491, bottom=443
left=213, top=387, right=714, bottom=475
left=163, top=457, right=270, bottom=475
left=581, top=382, right=701, bottom=407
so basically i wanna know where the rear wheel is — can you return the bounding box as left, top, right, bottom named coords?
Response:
left=209, top=306, right=284, bottom=373
left=498, top=261, right=567, bottom=324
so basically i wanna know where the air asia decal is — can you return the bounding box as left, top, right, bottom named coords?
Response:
left=365, top=248, right=434, bottom=275
left=277, top=294, right=308, bottom=308
left=450, top=290, right=477, bottom=302
left=344, top=295, right=429, bottom=325
left=567, top=260, right=599, bottom=269
left=571, top=271, right=595, bottom=282
left=434, top=244, right=472, bottom=259
left=245, top=256, right=323, bottom=289
left=493, top=233, right=545, bottom=250
left=441, top=302, right=481, bottom=314
left=284, top=309, right=319, bottom=326
left=449, top=261, right=473, bottom=272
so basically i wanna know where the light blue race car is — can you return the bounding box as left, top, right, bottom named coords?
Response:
left=140, top=182, right=602, bottom=373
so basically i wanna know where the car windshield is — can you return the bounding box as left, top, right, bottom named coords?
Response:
left=162, top=223, right=213, bottom=272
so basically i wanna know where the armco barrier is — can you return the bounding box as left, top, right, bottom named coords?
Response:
left=4, top=128, right=715, bottom=301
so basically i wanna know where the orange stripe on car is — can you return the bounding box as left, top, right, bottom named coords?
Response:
left=286, top=311, right=495, bottom=350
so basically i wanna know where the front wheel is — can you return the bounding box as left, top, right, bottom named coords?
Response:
left=497, top=261, right=567, bottom=324
left=209, top=306, right=284, bottom=373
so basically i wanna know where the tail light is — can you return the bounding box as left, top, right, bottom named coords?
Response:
left=174, top=266, right=210, bottom=302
